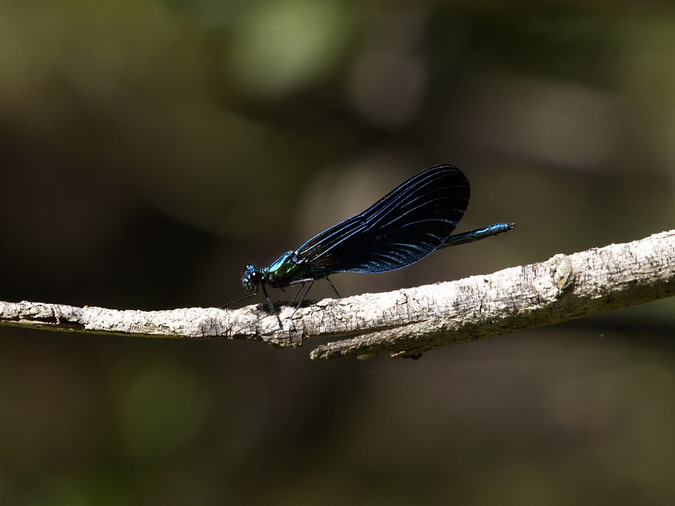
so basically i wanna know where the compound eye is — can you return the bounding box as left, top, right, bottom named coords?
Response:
left=242, top=265, right=262, bottom=291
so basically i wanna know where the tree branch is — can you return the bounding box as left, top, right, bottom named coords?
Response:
left=1, top=230, right=674, bottom=360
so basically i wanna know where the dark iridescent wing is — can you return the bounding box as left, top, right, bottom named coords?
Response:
left=295, top=165, right=470, bottom=274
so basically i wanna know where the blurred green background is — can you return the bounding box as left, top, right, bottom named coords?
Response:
left=1, top=1, right=675, bottom=504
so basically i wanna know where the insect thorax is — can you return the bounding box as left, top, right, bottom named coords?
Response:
left=265, top=250, right=307, bottom=288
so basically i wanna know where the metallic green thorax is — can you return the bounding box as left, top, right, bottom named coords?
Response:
left=242, top=250, right=328, bottom=292
left=265, top=251, right=307, bottom=287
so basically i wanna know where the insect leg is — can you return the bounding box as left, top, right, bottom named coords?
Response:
left=260, top=283, right=282, bottom=327
left=221, top=289, right=259, bottom=308
left=288, top=280, right=316, bottom=320
left=325, top=277, right=341, bottom=298
left=290, top=282, right=306, bottom=302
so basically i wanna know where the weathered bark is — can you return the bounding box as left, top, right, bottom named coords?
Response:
left=1, top=230, right=673, bottom=360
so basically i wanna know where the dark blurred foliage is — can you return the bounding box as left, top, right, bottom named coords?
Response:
left=1, top=1, right=674, bottom=504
